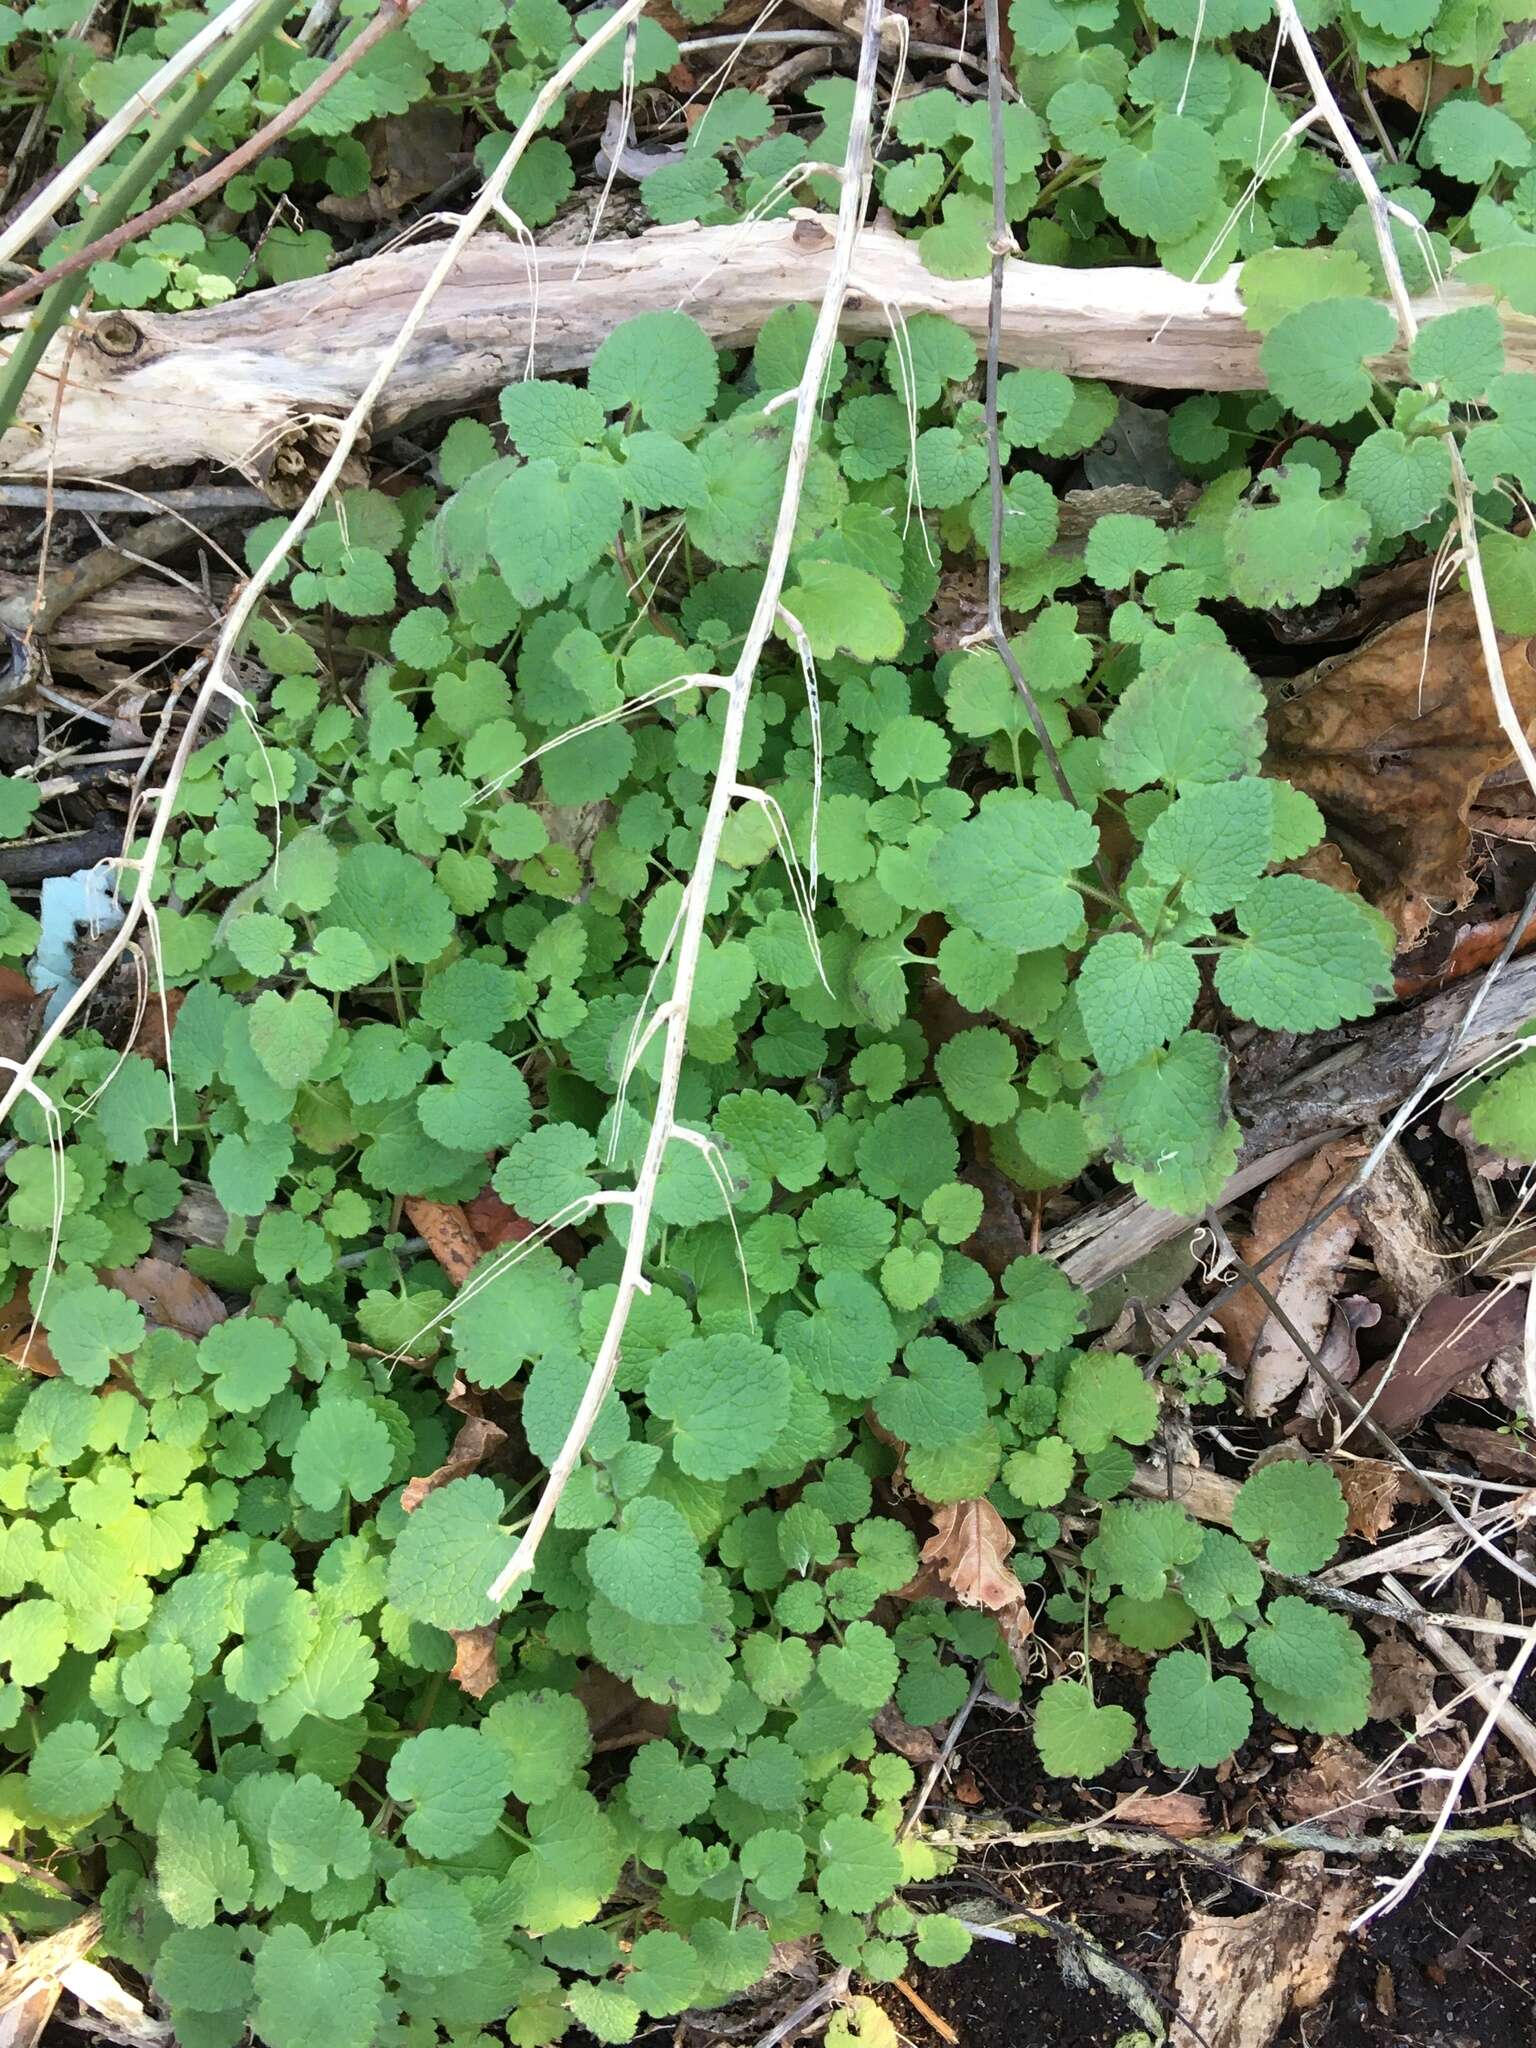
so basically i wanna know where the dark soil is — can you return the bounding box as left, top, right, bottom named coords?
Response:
left=878, top=1705, right=1536, bottom=2048
left=888, top=1850, right=1536, bottom=2048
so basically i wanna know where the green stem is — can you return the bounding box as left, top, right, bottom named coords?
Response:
left=0, top=0, right=292, bottom=437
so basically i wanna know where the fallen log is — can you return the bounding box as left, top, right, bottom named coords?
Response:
left=5, top=215, right=1534, bottom=494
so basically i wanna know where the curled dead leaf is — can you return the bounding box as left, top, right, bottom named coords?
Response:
left=1334, top=1458, right=1401, bottom=1542
left=1266, top=593, right=1536, bottom=947
left=129, top=984, right=184, bottom=1070
left=0, top=967, right=48, bottom=1067
left=1214, top=1143, right=1360, bottom=1367
left=1369, top=58, right=1474, bottom=112
left=1116, top=1789, right=1209, bottom=1838
left=105, top=1256, right=226, bottom=1339
left=402, top=1197, right=484, bottom=1289
left=1216, top=1143, right=1365, bottom=1418
left=464, top=1186, right=534, bottom=1253
left=1349, top=1287, right=1527, bottom=1436
left=1394, top=907, right=1536, bottom=999
left=0, top=1283, right=59, bottom=1375
left=907, top=1496, right=1035, bottom=1667
left=1436, top=1421, right=1536, bottom=1484
left=1279, top=1736, right=1397, bottom=1836
left=400, top=1412, right=508, bottom=1515
left=1369, top=1634, right=1439, bottom=1728
left=950, top=1768, right=983, bottom=1805
left=448, top=1624, right=500, bottom=1700
left=872, top=1701, right=942, bottom=1766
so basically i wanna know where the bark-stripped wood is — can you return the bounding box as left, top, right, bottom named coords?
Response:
left=5, top=217, right=1531, bottom=494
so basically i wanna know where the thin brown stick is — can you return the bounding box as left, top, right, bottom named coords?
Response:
left=899, top=1668, right=986, bottom=1840
left=0, top=0, right=422, bottom=319
left=892, top=1979, right=959, bottom=2046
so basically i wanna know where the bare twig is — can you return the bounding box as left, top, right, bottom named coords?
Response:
left=1356, top=1626, right=1536, bottom=1924
left=899, top=1668, right=986, bottom=1840
left=485, top=0, right=889, bottom=1605
left=932, top=1815, right=1535, bottom=1861
left=0, top=0, right=655, bottom=1138
left=0, top=484, right=266, bottom=513
left=0, top=0, right=272, bottom=267
left=0, top=0, right=425, bottom=319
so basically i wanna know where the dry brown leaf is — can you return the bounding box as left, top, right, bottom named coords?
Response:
left=1215, top=1141, right=1363, bottom=1373
left=908, top=1497, right=1035, bottom=1664
left=1266, top=593, right=1536, bottom=946
left=1117, top=1789, right=1210, bottom=1838
left=1436, top=1421, right=1536, bottom=1483
left=0, top=1284, right=58, bottom=1376
left=957, top=1163, right=1032, bottom=1280
left=1225, top=1143, right=1365, bottom=1418
left=916, top=1497, right=1028, bottom=1612
left=1393, top=907, right=1536, bottom=998
left=448, top=1624, right=500, bottom=1700
left=1369, top=1633, right=1439, bottom=1727
left=1349, top=1287, right=1527, bottom=1435
left=1295, top=1295, right=1379, bottom=1423
left=403, top=1197, right=485, bottom=1289
left=1288, top=840, right=1362, bottom=896
left=1279, top=1737, right=1398, bottom=1836
left=1172, top=1852, right=1368, bottom=2048
left=463, top=1186, right=534, bottom=1253
left=1334, top=1458, right=1402, bottom=1541
left=0, top=968, right=48, bottom=1069
left=105, top=1256, right=226, bottom=1339
left=1369, top=58, right=1472, bottom=111
left=129, top=984, right=184, bottom=1071
left=400, top=1412, right=507, bottom=1514
left=872, top=1701, right=942, bottom=1765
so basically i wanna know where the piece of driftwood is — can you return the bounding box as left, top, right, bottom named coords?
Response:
left=1047, top=952, right=1536, bottom=1290
left=6, top=216, right=1534, bottom=492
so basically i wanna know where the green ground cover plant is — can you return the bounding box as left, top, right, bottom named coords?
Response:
left=4, top=0, right=1536, bottom=2040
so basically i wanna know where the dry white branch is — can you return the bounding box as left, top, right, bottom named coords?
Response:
left=1356, top=1624, right=1536, bottom=1926
left=0, top=0, right=653, bottom=1134
left=9, top=221, right=1536, bottom=487
left=1381, top=1573, right=1536, bottom=1775
left=1274, top=0, right=1536, bottom=810
left=485, top=0, right=889, bottom=1604
left=0, top=0, right=274, bottom=270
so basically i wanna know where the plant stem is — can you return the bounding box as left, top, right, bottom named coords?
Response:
left=485, top=2, right=889, bottom=1605
left=0, top=0, right=294, bottom=437
left=0, top=0, right=426, bottom=321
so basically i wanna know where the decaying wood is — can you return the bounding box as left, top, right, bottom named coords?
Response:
left=6, top=218, right=1534, bottom=491
left=1048, top=951, right=1536, bottom=1291
left=1170, top=1851, right=1368, bottom=2048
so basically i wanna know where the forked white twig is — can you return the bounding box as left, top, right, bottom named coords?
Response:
left=1273, top=0, right=1536, bottom=808
left=0, top=0, right=654, bottom=1136
left=487, top=0, right=889, bottom=1603
left=0, top=0, right=272, bottom=268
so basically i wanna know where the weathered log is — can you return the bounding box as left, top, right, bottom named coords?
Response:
left=5, top=216, right=1533, bottom=494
